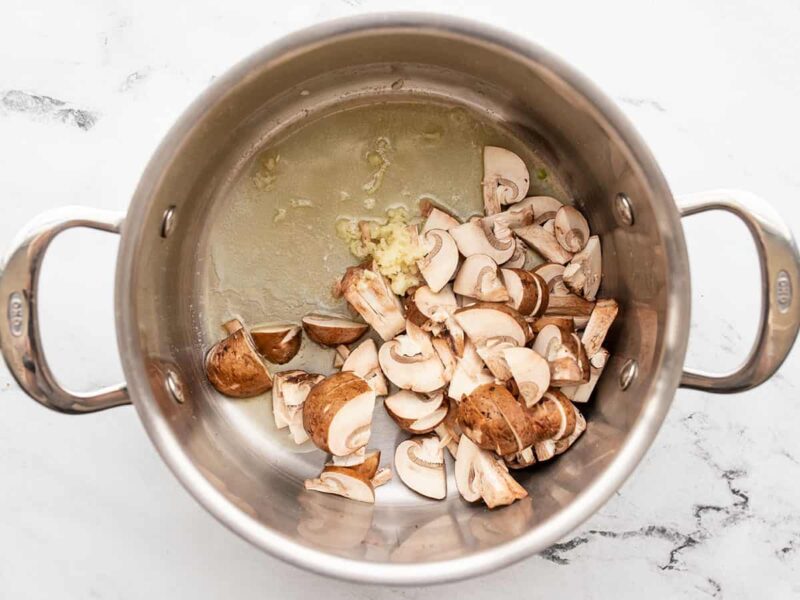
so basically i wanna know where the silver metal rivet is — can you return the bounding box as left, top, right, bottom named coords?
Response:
left=160, top=205, right=176, bottom=238
left=619, top=359, right=638, bottom=390
left=165, top=370, right=184, bottom=404
left=614, top=193, right=634, bottom=226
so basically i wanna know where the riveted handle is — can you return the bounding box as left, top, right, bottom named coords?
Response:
left=0, top=207, right=130, bottom=413
left=679, top=190, right=800, bottom=392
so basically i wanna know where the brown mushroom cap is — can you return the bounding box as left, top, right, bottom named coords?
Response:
left=206, top=322, right=273, bottom=398
left=302, top=313, right=369, bottom=346
left=501, top=268, right=549, bottom=316
left=303, top=372, right=376, bottom=456
left=251, top=322, right=302, bottom=364
left=458, top=383, right=564, bottom=455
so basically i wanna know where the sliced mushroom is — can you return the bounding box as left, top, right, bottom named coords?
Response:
left=514, top=195, right=564, bottom=225
left=395, top=437, right=447, bottom=500
left=272, top=370, right=324, bottom=444
left=421, top=204, right=460, bottom=233
left=448, top=341, right=494, bottom=401
left=482, top=146, right=530, bottom=215
left=303, top=371, right=376, bottom=456
left=341, top=338, right=388, bottom=396
left=417, top=229, right=460, bottom=293
left=378, top=327, right=447, bottom=393
left=482, top=203, right=535, bottom=235
left=554, top=206, right=590, bottom=253
left=581, top=299, right=618, bottom=359
left=455, top=435, right=528, bottom=508
left=541, top=390, right=578, bottom=441
left=555, top=405, right=586, bottom=454
left=302, top=313, right=369, bottom=347
left=533, top=439, right=557, bottom=462
left=453, top=254, right=509, bottom=302
left=562, top=347, right=608, bottom=403
left=432, top=337, right=456, bottom=382
left=384, top=390, right=447, bottom=433
left=504, top=446, right=536, bottom=469
left=532, top=263, right=571, bottom=296
left=475, top=337, right=518, bottom=381
left=450, top=219, right=515, bottom=264
left=563, top=235, right=602, bottom=301
left=433, top=397, right=462, bottom=457
left=250, top=322, right=302, bottom=365
left=304, top=450, right=381, bottom=504
left=454, top=302, right=530, bottom=347
left=502, top=347, right=550, bottom=407
left=458, top=383, right=573, bottom=455
left=371, top=467, right=393, bottom=488
left=531, top=316, right=575, bottom=335
left=532, top=324, right=590, bottom=386
left=405, top=284, right=458, bottom=332
left=501, top=268, right=549, bottom=316
left=544, top=294, right=596, bottom=317
left=512, top=223, right=574, bottom=265
left=331, top=446, right=367, bottom=467
left=340, top=264, right=406, bottom=341
left=206, top=319, right=272, bottom=398
left=332, top=344, right=350, bottom=368
left=501, top=239, right=528, bottom=269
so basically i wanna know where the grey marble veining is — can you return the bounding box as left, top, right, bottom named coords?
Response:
left=1, top=0, right=799, bottom=598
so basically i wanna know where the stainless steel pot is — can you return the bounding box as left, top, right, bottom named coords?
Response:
left=1, top=14, right=798, bottom=585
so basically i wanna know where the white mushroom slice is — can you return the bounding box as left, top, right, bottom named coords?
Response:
left=250, top=323, right=302, bottom=365
left=341, top=338, right=388, bottom=396
left=205, top=319, right=272, bottom=398
left=531, top=324, right=588, bottom=386
left=303, top=372, right=376, bottom=456
left=555, top=405, right=586, bottom=454
left=332, top=345, right=350, bottom=368
left=501, top=268, right=549, bottom=317
left=395, top=437, right=446, bottom=500
left=421, top=205, right=460, bottom=233
left=408, top=403, right=448, bottom=434
left=432, top=337, right=456, bottom=382
left=340, top=264, right=406, bottom=341
left=554, top=206, right=590, bottom=253
left=302, top=314, right=369, bottom=347
left=545, top=294, right=596, bottom=317
left=454, top=303, right=529, bottom=347
left=504, top=446, right=536, bottom=469
left=562, top=348, right=608, bottom=403
left=448, top=341, right=494, bottom=402
left=371, top=467, right=393, bottom=488
left=332, top=447, right=367, bottom=467
left=417, top=229, right=460, bottom=293
left=581, top=299, right=618, bottom=359
left=412, top=284, right=458, bottom=322
left=482, top=146, right=530, bottom=215
left=304, top=470, right=375, bottom=504
left=503, top=347, right=550, bottom=407
left=533, top=439, right=557, bottom=462
left=378, top=333, right=447, bottom=393
left=513, top=223, right=574, bottom=264
left=453, top=254, right=509, bottom=302
left=501, top=239, right=528, bottom=269
left=513, top=196, right=564, bottom=225
left=475, top=337, right=518, bottom=381
left=532, top=263, right=571, bottom=296
left=455, top=435, right=528, bottom=508
left=450, top=220, right=515, bottom=264
left=385, top=390, right=444, bottom=422
left=542, top=219, right=555, bottom=235
left=482, top=203, right=535, bottom=236
left=272, top=370, right=324, bottom=445
left=563, top=235, right=602, bottom=301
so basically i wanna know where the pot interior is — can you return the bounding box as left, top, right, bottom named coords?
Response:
left=119, top=20, right=688, bottom=577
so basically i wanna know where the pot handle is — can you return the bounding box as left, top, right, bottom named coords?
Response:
left=0, top=207, right=130, bottom=413
left=678, top=190, right=800, bottom=392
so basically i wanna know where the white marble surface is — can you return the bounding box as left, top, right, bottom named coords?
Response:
left=1, top=1, right=799, bottom=598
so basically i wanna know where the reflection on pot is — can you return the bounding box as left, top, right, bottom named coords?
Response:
left=296, top=489, right=375, bottom=554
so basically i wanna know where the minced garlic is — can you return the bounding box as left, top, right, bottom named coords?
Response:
left=336, top=207, right=426, bottom=295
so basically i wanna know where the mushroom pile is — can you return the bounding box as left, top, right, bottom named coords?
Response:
left=204, top=146, right=619, bottom=509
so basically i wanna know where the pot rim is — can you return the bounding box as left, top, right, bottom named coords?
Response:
left=115, top=12, right=691, bottom=585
